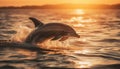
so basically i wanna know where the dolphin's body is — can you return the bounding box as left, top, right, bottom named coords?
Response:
left=25, top=17, right=80, bottom=44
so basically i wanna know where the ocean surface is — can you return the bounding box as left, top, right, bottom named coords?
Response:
left=0, top=9, right=120, bottom=69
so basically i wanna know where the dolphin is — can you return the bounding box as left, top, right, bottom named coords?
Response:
left=25, top=17, right=80, bottom=44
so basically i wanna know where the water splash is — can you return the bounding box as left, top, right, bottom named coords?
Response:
left=36, top=37, right=81, bottom=50
left=11, top=23, right=34, bottom=42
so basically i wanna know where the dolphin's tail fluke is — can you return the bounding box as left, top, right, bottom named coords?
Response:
left=29, top=17, right=44, bottom=27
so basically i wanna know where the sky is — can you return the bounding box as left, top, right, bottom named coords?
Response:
left=0, top=0, right=120, bottom=7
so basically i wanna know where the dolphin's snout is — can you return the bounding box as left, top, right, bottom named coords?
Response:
left=29, top=17, right=32, bottom=19
left=74, top=33, right=80, bottom=38
left=76, top=34, right=80, bottom=38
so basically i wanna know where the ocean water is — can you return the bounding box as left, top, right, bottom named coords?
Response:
left=0, top=9, right=120, bottom=69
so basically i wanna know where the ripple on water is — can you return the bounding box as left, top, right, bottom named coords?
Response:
left=96, top=38, right=120, bottom=43
left=116, top=32, right=120, bottom=36
left=0, top=65, right=17, bottom=69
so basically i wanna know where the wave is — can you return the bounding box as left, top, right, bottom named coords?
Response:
left=96, top=39, right=120, bottom=43
left=0, top=42, right=53, bottom=53
left=0, top=63, right=119, bottom=69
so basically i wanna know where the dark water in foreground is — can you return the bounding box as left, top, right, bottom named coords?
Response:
left=0, top=9, right=120, bottom=69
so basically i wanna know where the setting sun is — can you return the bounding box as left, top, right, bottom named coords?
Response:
left=75, top=9, right=85, bottom=15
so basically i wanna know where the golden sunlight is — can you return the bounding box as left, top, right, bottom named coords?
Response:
left=0, top=0, right=119, bottom=6
left=76, top=61, right=92, bottom=68
left=69, top=9, right=96, bottom=23
left=74, top=49, right=91, bottom=54
left=75, top=9, right=85, bottom=15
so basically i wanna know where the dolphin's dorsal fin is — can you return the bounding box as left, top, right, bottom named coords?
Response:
left=29, top=17, right=44, bottom=27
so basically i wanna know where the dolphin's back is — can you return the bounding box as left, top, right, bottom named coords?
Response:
left=38, top=23, right=76, bottom=33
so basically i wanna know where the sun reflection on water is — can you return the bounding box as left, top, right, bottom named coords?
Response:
left=75, top=9, right=85, bottom=15
left=74, top=49, right=91, bottom=54
left=68, top=9, right=97, bottom=30
left=76, top=61, right=92, bottom=68
left=70, top=17, right=96, bottom=23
